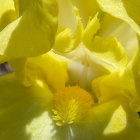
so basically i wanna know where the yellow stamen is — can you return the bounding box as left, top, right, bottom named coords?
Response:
left=52, top=86, right=94, bottom=126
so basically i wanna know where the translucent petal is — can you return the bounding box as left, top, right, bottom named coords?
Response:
left=97, top=0, right=140, bottom=35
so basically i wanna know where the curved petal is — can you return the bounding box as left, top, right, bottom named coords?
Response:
left=82, top=14, right=127, bottom=70
left=83, top=96, right=140, bottom=140
left=98, top=14, right=138, bottom=62
left=9, top=51, right=68, bottom=90
left=0, top=74, right=58, bottom=140
left=92, top=68, right=136, bottom=103
left=0, top=0, right=58, bottom=58
left=87, top=35, right=127, bottom=70
left=53, top=8, right=83, bottom=53
left=97, top=0, right=140, bottom=35
left=0, top=0, right=18, bottom=31
left=0, top=0, right=17, bottom=62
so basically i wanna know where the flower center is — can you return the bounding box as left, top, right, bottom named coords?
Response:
left=52, top=86, right=94, bottom=126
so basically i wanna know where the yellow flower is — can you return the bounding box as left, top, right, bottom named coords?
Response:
left=0, top=0, right=140, bottom=140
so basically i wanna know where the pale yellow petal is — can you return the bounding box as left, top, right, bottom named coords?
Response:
left=58, top=0, right=77, bottom=31
left=97, top=0, right=140, bottom=35
left=72, top=0, right=99, bottom=25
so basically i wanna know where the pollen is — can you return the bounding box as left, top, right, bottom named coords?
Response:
left=52, top=86, right=94, bottom=126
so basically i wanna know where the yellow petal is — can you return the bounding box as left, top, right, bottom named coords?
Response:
left=9, top=58, right=31, bottom=86
left=97, top=0, right=140, bottom=35
left=131, top=43, right=140, bottom=111
left=0, top=74, right=58, bottom=140
left=0, top=0, right=58, bottom=57
left=92, top=68, right=136, bottom=103
left=89, top=35, right=127, bottom=71
left=53, top=8, right=83, bottom=53
left=0, top=0, right=17, bottom=62
left=55, top=96, right=140, bottom=140
left=58, top=0, right=77, bottom=31
left=98, top=14, right=138, bottom=62
left=9, top=51, right=68, bottom=90
left=26, top=111, right=57, bottom=140
left=0, top=55, right=8, bottom=63
left=0, top=0, right=18, bottom=31
left=84, top=96, right=140, bottom=140
left=72, top=0, right=99, bottom=25
left=83, top=13, right=100, bottom=49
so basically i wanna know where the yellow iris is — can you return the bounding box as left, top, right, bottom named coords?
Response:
left=0, top=0, right=140, bottom=140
